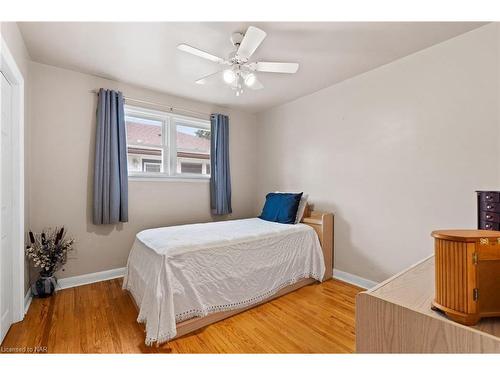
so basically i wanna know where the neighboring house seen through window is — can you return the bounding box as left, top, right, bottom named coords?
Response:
left=125, top=105, right=211, bottom=179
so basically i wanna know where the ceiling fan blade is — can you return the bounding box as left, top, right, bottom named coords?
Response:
left=177, top=44, right=226, bottom=64
left=237, top=26, right=267, bottom=60
left=195, top=70, right=224, bottom=85
left=254, top=62, right=299, bottom=74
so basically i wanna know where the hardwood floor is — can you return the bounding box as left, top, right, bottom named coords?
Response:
left=1, top=278, right=363, bottom=353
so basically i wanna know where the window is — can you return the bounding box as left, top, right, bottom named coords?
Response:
left=126, top=114, right=164, bottom=173
left=180, top=162, right=203, bottom=174
left=125, top=105, right=211, bottom=179
left=143, top=160, right=161, bottom=173
left=175, top=121, right=211, bottom=176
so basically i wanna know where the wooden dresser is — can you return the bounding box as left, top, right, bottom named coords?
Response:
left=356, top=256, right=500, bottom=353
left=477, top=191, right=500, bottom=230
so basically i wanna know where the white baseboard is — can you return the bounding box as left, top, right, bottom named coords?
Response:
left=37, top=266, right=374, bottom=297
left=56, top=267, right=126, bottom=290
left=21, top=268, right=125, bottom=315
left=24, top=289, right=32, bottom=315
left=333, top=268, right=378, bottom=289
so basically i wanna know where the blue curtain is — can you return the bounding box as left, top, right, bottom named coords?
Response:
left=210, top=114, right=232, bottom=215
left=93, top=89, right=128, bottom=224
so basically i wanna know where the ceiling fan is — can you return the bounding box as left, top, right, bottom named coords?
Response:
left=177, top=26, right=299, bottom=96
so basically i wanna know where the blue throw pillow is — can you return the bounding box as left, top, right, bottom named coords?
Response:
left=259, top=192, right=304, bottom=224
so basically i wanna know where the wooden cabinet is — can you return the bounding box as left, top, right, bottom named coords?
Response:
left=431, top=230, right=500, bottom=325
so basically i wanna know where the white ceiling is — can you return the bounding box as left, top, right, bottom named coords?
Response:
left=19, top=22, right=486, bottom=113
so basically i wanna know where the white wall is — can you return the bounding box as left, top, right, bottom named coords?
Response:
left=1, top=22, right=31, bottom=292
left=18, top=22, right=500, bottom=285
left=256, top=24, right=500, bottom=282
left=28, top=62, right=258, bottom=278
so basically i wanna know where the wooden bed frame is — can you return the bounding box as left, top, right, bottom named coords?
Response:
left=131, top=206, right=334, bottom=343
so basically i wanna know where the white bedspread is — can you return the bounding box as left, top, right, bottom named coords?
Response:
left=123, top=218, right=325, bottom=345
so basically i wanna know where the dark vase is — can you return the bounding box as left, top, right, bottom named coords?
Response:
left=33, top=275, right=57, bottom=298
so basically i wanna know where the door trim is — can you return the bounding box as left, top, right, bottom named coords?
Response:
left=1, top=35, right=25, bottom=323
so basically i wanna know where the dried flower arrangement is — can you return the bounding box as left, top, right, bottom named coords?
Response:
left=25, top=228, right=75, bottom=296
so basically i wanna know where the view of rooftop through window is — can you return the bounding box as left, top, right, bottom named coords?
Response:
left=125, top=110, right=210, bottom=177
left=176, top=123, right=211, bottom=175
left=126, top=116, right=163, bottom=146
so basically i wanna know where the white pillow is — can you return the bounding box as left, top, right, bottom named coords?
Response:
left=275, top=191, right=309, bottom=224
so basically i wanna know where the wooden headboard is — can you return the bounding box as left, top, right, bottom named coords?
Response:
left=301, top=205, right=334, bottom=281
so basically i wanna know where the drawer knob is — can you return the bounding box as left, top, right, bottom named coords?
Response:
left=487, top=205, right=493, bottom=209
left=487, top=215, right=492, bottom=219
left=487, top=195, right=491, bottom=199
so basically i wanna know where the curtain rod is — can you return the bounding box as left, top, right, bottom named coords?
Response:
left=89, top=90, right=212, bottom=119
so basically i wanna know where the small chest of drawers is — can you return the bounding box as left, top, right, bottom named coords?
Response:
left=477, top=191, right=500, bottom=230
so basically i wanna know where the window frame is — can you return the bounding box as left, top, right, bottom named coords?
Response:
left=125, top=105, right=211, bottom=181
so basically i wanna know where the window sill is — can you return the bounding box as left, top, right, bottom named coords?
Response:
left=128, top=174, right=210, bottom=183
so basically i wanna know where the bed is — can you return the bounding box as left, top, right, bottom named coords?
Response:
left=123, top=206, right=333, bottom=345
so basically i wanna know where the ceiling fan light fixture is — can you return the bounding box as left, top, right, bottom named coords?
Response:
left=244, top=73, right=256, bottom=87
left=178, top=26, right=299, bottom=96
left=223, top=69, right=236, bottom=84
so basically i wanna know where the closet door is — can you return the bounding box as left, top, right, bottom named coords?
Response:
left=0, top=71, right=14, bottom=344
